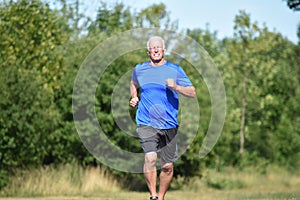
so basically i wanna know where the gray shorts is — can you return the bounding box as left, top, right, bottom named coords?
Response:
left=137, top=125, right=178, bottom=164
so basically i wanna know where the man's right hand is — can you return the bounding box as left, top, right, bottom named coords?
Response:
left=130, top=97, right=139, bottom=107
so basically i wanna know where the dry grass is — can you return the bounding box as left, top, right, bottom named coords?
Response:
left=0, top=164, right=120, bottom=197
left=0, top=164, right=299, bottom=199
left=181, top=166, right=300, bottom=199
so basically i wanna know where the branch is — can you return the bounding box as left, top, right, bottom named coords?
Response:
left=288, top=0, right=300, bottom=11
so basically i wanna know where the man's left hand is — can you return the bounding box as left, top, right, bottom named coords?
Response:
left=166, top=78, right=177, bottom=90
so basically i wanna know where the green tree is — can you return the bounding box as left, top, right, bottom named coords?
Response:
left=284, top=0, right=300, bottom=44
left=286, top=0, right=300, bottom=11
left=216, top=11, right=300, bottom=168
left=0, top=0, right=68, bottom=187
left=46, top=0, right=88, bottom=39
left=136, top=3, right=174, bottom=28
left=88, top=2, right=133, bottom=36
left=88, top=2, right=177, bottom=36
left=0, top=0, right=68, bottom=91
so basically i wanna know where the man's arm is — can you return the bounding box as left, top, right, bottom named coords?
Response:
left=166, top=78, right=196, bottom=98
left=130, top=80, right=139, bottom=107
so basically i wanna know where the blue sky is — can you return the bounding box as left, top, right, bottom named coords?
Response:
left=86, top=0, right=300, bottom=43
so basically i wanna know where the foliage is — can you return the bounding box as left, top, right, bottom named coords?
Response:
left=88, top=2, right=177, bottom=36
left=0, top=0, right=68, bottom=187
left=213, top=11, right=300, bottom=169
left=285, top=0, right=300, bottom=11
left=0, top=67, right=57, bottom=187
left=0, top=0, right=68, bottom=91
left=284, top=0, right=300, bottom=44
left=88, top=2, right=133, bottom=35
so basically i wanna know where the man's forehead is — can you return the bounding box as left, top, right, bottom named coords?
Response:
left=149, top=39, right=163, bottom=47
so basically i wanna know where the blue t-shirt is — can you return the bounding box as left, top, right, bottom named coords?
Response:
left=132, top=61, right=193, bottom=129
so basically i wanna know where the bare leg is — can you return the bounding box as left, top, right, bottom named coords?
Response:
left=144, top=152, right=158, bottom=198
left=158, top=163, right=173, bottom=200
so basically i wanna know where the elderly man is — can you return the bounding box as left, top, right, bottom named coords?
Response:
left=130, top=36, right=196, bottom=200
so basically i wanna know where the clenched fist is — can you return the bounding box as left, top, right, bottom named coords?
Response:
left=130, top=97, right=139, bottom=107
left=166, top=78, right=177, bottom=90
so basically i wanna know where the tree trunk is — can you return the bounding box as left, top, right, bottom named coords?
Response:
left=239, top=74, right=246, bottom=155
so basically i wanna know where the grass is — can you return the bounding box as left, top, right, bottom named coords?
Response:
left=0, top=164, right=120, bottom=197
left=181, top=166, right=300, bottom=199
left=0, top=164, right=299, bottom=200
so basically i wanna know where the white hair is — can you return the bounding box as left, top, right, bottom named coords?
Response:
left=147, top=36, right=165, bottom=50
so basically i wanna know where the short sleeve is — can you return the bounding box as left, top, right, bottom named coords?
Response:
left=132, top=67, right=138, bottom=84
left=176, top=66, right=192, bottom=86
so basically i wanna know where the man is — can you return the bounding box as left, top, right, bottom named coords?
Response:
left=130, top=36, right=196, bottom=200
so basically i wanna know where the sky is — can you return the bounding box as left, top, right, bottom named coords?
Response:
left=86, top=0, right=300, bottom=44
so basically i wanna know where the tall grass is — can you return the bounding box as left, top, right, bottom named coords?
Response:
left=0, top=164, right=121, bottom=197
left=180, top=165, right=300, bottom=199
left=1, top=164, right=299, bottom=199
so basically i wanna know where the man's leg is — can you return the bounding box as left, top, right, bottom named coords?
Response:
left=144, top=152, right=158, bottom=198
left=158, top=163, right=173, bottom=200
left=157, top=127, right=178, bottom=200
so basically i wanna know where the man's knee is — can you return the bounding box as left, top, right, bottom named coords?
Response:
left=161, top=163, right=173, bottom=175
left=144, top=153, right=157, bottom=173
left=145, top=153, right=157, bottom=166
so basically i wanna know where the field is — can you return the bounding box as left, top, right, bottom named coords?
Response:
left=0, top=164, right=299, bottom=200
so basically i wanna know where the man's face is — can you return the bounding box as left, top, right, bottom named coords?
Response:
left=148, top=39, right=164, bottom=63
